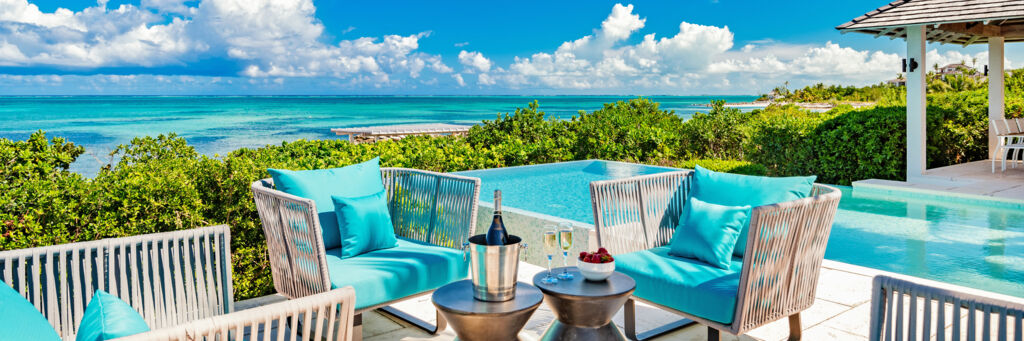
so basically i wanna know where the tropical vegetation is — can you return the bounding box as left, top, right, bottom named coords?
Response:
left=2, top=68, right=1022, bottom=301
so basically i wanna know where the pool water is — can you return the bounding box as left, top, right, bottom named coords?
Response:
left=455, top=160, right=679, bottom=223
left=455, top=160, right=1024, bottom=298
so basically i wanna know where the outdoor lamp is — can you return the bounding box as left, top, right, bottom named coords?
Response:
left=902, top=58, right=919, bottom=73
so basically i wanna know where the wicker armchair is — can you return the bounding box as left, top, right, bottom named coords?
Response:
left=870, top=274, right=1024, bottom=341
left=589, top=170, right=842, bottom=341
left=251, top=167, right=480, bottom=337
left=0, top=225, right=355, bottom=341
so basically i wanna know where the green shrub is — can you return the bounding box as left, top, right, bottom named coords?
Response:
left=570, top=98, right=684, bottom=162
left=673, top=159, right=767, bottom=176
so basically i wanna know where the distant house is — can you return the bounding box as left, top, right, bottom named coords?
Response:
left=936, top=63, right=981, bottom=80
left=887, top=78, right=906, bottom=86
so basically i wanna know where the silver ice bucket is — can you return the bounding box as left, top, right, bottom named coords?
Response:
left=464, top=234, right=524, bottom=302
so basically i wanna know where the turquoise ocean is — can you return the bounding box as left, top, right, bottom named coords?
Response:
left=0, top=95, right=758, bottom=175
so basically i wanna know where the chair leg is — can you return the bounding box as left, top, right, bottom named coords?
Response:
left=353, top=313, right=364, bottom=341
left=788, top=313, right=802, bottom=341
left=708, top=327, right=720, bottom=341
left=378, top=305, right=447, bottom=335
left=624, top=298, right=696, bottom=341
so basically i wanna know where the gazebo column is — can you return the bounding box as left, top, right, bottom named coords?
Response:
left=989, top=37, right=1005, bottom=160
left=906, top=25, right=927, bottom=178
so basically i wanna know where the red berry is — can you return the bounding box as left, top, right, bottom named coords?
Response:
left=597, top=247, right=609, bottom=254
left=601, top=254, right=612, bottom=263
left=579, top=251, right=588, bottom=259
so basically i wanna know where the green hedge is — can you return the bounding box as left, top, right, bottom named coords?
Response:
left=0, top=91, right=1011, bottom=300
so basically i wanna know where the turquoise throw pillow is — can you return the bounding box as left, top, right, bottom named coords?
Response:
left=333, top=189, right=399, bottom=258
left=0, top=282, right=60, bottom=341
left=76, top=290, right=150, bottom=341
left=690, top=165, right=815, bottom=257
left=268, top=157, right=385, bottom=249
left=669, top=197, right=750, bottom=269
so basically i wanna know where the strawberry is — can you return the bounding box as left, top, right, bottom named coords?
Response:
left=601, top=254, right=612, bottom=263
left=597, top=247, right=609, bottom=254
left=579, top=251, right=588, bottom=260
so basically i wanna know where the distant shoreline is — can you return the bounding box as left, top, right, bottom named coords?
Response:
left=719, top=100, right=875, bottom=110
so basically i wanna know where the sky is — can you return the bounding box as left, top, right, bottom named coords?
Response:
left=0, top=0, right=1020, bottom=95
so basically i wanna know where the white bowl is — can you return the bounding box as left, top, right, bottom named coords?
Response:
left=578, top=260, right=615, bottom=281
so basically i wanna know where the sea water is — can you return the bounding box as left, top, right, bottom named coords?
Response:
left=0, top=95, right=758, bottom=175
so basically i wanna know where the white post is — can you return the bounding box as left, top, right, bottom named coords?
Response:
left=906, top=25, right=927, bottom=179
left=989, top=37, right=1005, bottom=160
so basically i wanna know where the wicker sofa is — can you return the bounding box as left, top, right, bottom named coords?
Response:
left=0, top=225, right=356, bottom=341
left=251, top=167, right=481, bottom=338
left=589, top=170, right=842, bottom=341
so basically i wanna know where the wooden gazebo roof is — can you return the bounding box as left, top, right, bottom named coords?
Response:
left=837, top=0, right=1024, bottom=45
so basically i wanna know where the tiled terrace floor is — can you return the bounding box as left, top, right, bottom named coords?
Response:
left=238, top=260, right=883, bottom=341
left=854, top=160, right=1024, bottom=203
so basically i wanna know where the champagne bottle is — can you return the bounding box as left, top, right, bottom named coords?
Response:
left=485, top=190, right=509, bottom=245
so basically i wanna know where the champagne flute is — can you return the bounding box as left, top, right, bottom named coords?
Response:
left=541, top=225, right=559, bottom=284
left=557, top=222, right=574, bottom=280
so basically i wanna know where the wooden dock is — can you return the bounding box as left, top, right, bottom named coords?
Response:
left=331, top=123, right=472, bottom=144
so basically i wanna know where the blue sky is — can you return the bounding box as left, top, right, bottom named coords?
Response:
left=0, top=0, right=1019, bottom=95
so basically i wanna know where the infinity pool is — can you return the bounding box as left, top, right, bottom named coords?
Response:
left=454, top=160, right=1024, bottom=297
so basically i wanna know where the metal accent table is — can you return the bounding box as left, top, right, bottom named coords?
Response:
left=533, top=267, right=636, bottom=341
left=432, top=280, right=543, bottom=341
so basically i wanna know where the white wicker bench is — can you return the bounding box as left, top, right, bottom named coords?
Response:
left=0, top=225, right=355, bottom=341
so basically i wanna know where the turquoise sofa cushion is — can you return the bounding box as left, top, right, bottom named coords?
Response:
left=325, top=237, right=468, bottom=310
left=268, top=157, right=385, bottom=249
left=332, top=190, right=398, bottom=258
left=691, top=165, right=815, bottom=257
left=669, top=197, right=749, bottom=269
left=76, top=290, right=150, bottom=341
left=615, top=246, right=741, bottom=325
left=0, top=282, right=60, bottom=341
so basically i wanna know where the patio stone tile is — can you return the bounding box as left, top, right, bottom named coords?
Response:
left=657, top=323, right=759, bottom=341
left=817, top=302, right=872, bottom=337
left=744, top=298, right=849, bottom=341
left=800, top=325, right=868, bottom=341
left=363, top=310, right=406, bottom=339
left=815, top=268, right=874, bottom=306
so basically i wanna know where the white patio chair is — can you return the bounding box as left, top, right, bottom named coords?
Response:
left=589, top=170, right=842, bottom=341
left=990, top=119, right=1024, bottom=172
left=251, top=167, right=480, bottom=339
left=869, top=274, right=1024, bottom=341
left=0, top=225, right=356, bottom=341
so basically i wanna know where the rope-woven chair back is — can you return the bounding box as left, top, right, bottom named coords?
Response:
left=118, top=287, right=357, bottom=341
left=870, top=275, right=1024, bottom=341
left=0, top=225, right=233, bottom=340
left=381, top=168, right=480, bottom=249
left=590, top=170, right=692, bottom=254
left=251, top=178, right=331, bottom=299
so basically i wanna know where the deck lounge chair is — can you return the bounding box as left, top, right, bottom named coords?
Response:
left=251, top=167, right=480, bottom=339
left=589, top=170, right=841, bottom=340
left=869, top=274, right=1024, bottom=341
left=0, top=225, right=357, bottom=341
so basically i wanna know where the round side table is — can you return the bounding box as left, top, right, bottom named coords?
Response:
left=432, top=280, right=543, bottom=341
left=532, top=267, right=636, bottom=341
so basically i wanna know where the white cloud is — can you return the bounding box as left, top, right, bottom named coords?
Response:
left=478, top=73, right=495, bottom=85
left=0, top=0, right=453, bottom=87
left=452, top=73, right=465, bottom=86
left=458, top=50, right=491, bottom=73
left=477, top=3, right=916, bottom=92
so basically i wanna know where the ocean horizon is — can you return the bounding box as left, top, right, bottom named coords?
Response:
left=0, top=95, right=758, bottom=175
